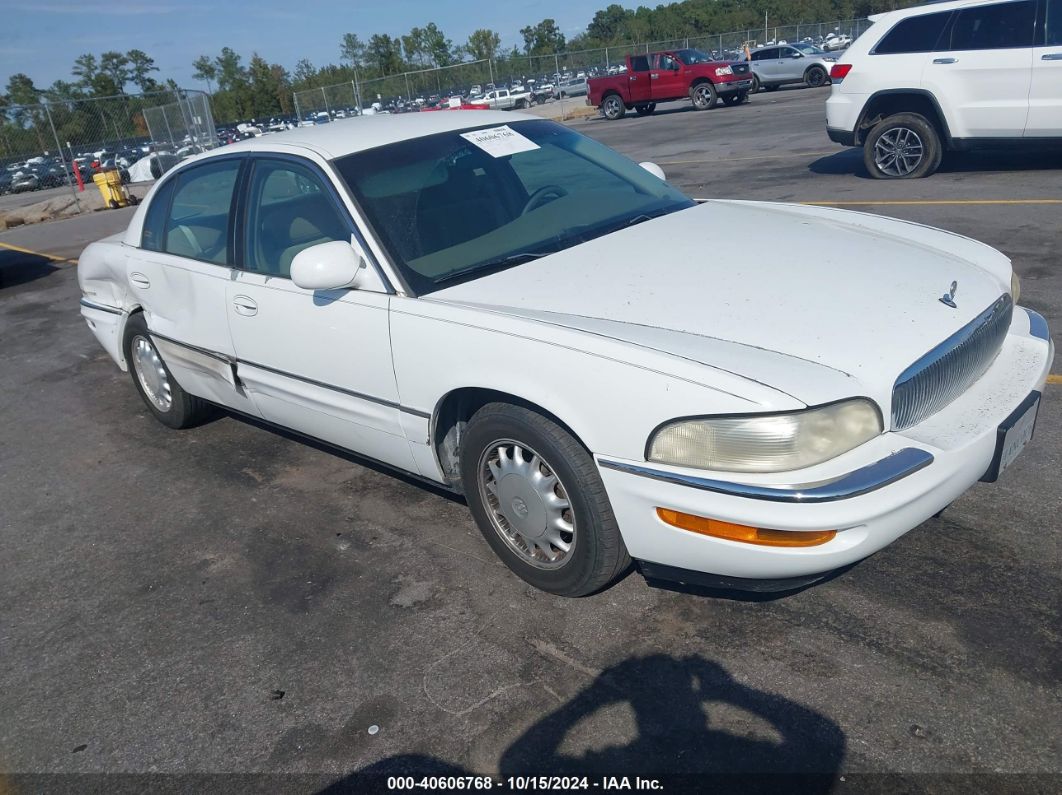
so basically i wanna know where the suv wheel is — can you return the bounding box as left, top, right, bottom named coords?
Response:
left=863, top=112, right=942, bottom=179
left=804, top=66, right=828, bottom=87
left=751, top=74, right=761, bottom=93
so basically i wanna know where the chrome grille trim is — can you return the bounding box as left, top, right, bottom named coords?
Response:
left=892, top=294, right=1013, bottom=430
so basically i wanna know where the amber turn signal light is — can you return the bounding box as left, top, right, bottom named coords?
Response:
left=656, top=508, right=836, bottom=548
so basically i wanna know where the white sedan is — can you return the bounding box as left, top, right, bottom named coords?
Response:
left=78, top=111, right=1054, bottom=596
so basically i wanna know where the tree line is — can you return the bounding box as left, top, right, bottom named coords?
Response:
left=2, top=0, right=920, bottom=138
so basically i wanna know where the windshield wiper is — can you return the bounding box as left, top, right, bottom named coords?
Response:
left=433, top=251, right=551, bottom=285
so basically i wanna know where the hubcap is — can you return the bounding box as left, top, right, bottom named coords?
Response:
left=478, top=440, right=576, bottom=570
left=695, top=86, right=711, bottom=106
left=605, top=97, right=621, bottom=116
left=131, top=335, right=173, bottom=412
left=874, top=126, right=925, bottom=177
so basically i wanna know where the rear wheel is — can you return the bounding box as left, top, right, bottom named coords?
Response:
left=690, top=82, right=717, bottom=110
left=123, top=313, right=213, bottom=429
left=601, top=94, right=626, bottom=120
left=460, top=403, right=630, bottom=596
left=634, top=103, right=656, bottom=116
left=863, top=112, right=942, bottom=179
left=805, top=65, right=828, bottom=87
left=751, top=74, right=761, bottom=93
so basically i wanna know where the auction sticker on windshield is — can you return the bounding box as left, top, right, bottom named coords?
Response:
left=460, top=125, right=540, bottom=157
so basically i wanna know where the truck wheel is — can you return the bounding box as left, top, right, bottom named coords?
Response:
left=634, top=103, right=656, bottom=116
left=863, top=113, right=942, bottom=179
left=691, top=82, right=717, bottom=110
left=602, top=94, right=626, bottom=120
left=722, top=91, right=748, bottom=106
left=805, top=66, right=828, bottom=87
left=514, top=99, right=526, bottom=109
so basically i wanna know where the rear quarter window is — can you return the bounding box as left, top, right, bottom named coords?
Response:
left=873, top=11, right=951, bottom=54
left=945, top=0, right=1037, bottom=50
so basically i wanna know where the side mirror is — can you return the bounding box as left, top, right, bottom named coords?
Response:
left=639, top=161, right=666, bottom=181
left=792, top=52, right=804, bottom=58
left=290, top=239, right=364, bottom=291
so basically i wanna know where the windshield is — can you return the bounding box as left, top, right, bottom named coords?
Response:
left=675, top=48, right=715, bottom=65
left=334, top=119, right=693, bottom=294
left=791, top=42, right=827, bottom=54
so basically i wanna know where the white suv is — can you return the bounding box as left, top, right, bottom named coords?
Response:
left=826, top=0, right=1061, bottom=178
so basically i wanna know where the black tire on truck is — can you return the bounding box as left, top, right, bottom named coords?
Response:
left=634, top=103, right=656, bottom=116
left=601, top=93, right=626, bottom=120
left=722, top=91, right=748, bottom=106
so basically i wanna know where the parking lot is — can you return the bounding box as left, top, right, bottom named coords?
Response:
left=1, top=87, right=1059, bottom=791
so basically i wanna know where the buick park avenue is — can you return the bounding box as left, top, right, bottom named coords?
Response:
left=78, top=112, right=1054, bottom=596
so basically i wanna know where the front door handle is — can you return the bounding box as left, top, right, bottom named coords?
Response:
left=1043, top=53, right=1062, bottom=61
left=650, top=72, right=659, bottom=79
left=932, top=57, right=958, bottom=64
left=129, top=272, right=150, bottom=290
left=232, top=295, right=258, bottom=317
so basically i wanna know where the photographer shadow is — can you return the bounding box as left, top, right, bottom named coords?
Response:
left=326, top=653, right=844, bottom=793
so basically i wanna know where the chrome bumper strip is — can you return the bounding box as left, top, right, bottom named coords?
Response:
left=1024, top=308, right=1050, bottom=342
left=598, top=447, right=934, bottom=503
left=79, top=298, right=123, bottom=316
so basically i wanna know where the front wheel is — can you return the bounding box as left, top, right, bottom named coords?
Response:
left=634, top=103, right=656, bottom=116
left=460, top=403, right=630, bottom=596
left=690, top=82, right=718, bottom=110
left=863, top=112, right=942, bottom=179
left=123, top=313, right=213, bottom=429
left=805, top=66, right=828, bottom=88
left=601, top=94, right=626, bottom=120
left=722, top=91, right=748, bottom=106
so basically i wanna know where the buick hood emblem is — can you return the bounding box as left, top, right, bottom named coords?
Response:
left=939, top=280, right=958, bottom=308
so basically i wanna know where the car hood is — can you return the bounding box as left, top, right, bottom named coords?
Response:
left=430, top=200, right=1011, bottom=409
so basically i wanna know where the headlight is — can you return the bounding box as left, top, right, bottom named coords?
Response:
left=1011, top=272, right=1021, bottom=304
left=647, top=398, right=883, bottom=473
left=715, top=66, right=733, bottom=76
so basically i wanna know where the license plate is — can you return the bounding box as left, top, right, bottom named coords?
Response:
left=982, top=392, right=1040, bottom=482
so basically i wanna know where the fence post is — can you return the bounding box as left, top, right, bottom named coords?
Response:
left=488, top=59, right=494, bottom=88
left=321, top=86, right=330, bottom=114
left=293, top=92, right=301, bottom=122
left=555, top=53, right=563, bottom=117
left=605, top=47, right=609, bottom=67
left=43, top=102, right=82, bottom=214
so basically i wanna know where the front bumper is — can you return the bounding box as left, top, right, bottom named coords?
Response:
left=717, top=78, right=754, bottom=94
left=597, top=308, right=1053, bottom=585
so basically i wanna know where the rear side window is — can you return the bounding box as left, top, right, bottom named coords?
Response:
left=752, top=48, right=778, bottom=60
left=141, top=177, right=175, bottom=252
left=1048, top=0, right=1062, bottom=45
left=873, top=11, right=951, bottom=54
left=630, top=55, right=650, bottom=72
left=161, top=159, right=240, bottom=265
left=945, top=0, right=1037, bottom=49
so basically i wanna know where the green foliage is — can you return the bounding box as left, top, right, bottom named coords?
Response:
left=520, top=19, right=566, bottom=55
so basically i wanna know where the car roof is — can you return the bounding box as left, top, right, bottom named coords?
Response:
left=869, top=0, right=1010, bottom=22
left=200, top=110, right=538, bottom=161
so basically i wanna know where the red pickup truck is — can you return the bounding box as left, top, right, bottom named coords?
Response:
left=587, top=49, right=754, bottom=120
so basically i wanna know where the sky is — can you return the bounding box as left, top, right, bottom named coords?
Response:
left=0, top=0, right=612, bottom=92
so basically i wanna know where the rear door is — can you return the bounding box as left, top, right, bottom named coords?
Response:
left=922, top=0, right=1036, bottom=137
left=129, top=155, right=258, bottom=414
left=650, top=53, right=686, bottom=100
left=627, top=55, right=652, bottom=103
left=1027, top=0, right=1062, bottom=135
left=224, top=154, right=416, bottom=471
left=751, top=48, right=781, bottom=82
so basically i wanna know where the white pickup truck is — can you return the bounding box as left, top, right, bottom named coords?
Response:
left=479, top=87, right=533, bottom=110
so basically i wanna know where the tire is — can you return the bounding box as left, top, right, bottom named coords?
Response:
left=690, top=81, right=717, bottom=110
left=460, top=403, right=631, bottom=597
left=863, top=112, right=942, bottom=179
left=763, top=83, right=779, bottom=92
left=634, top=103, right=656, bottom=116
left=751, top=74, right=761, bottom=94
left=805, top=66, right=828, bottom=88
left=722, top=91, right=748, bottom=106
left=601, top=94, right=626, bottom=120
left=108, top=199, right=119, bottom=209
left=122, top=313, right=213, bottom=429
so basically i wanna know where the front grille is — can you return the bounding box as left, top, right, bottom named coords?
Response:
left=891, top=294, right=1013, bottom=430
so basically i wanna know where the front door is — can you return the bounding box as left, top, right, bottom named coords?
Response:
left=1027, top=0, right=1062, bottom=135
left=650, top=53, right=686, bottom=101
left=128, top=155, right=258, bottom=414
left=225, top=155, right=415, bottom=471
left=921, top=0, right=1036, bottom=137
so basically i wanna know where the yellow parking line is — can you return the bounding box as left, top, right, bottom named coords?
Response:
left=803, top=199, right=1062, bottom=206
left=1048, top=374, right=1062, bottom=385
left=0, top=240, right=77, bottom=264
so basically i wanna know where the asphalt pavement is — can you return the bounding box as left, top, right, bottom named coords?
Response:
left=1, top=87, right=1059, bottom=792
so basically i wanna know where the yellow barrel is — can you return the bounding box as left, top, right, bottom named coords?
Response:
left=92, top=170, right=127, bottom=208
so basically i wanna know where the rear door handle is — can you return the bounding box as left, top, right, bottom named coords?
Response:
left=232, top=295, right=258, bottom=317
left=1043, top=53, right=1062, bottom=61
left=932, top=57, right=958, bottom=64
left=129, top=272, right=150, bottom=290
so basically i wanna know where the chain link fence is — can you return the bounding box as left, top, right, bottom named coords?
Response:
left=293, top=18, right=871, bottom=118
left=1, top=89, right=215, bottom=219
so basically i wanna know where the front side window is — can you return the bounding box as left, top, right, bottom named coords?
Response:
left=333, top=120, right=693, bottom=295
left=1048, top=0, right=1062, bottom=45
left=243, top=158, right=349, bottom=278
left=946, top=0, right=1037, bottom=49
left=161, top=159, right=240, bottom=264
left=874, top=11, right=951, bottom=54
